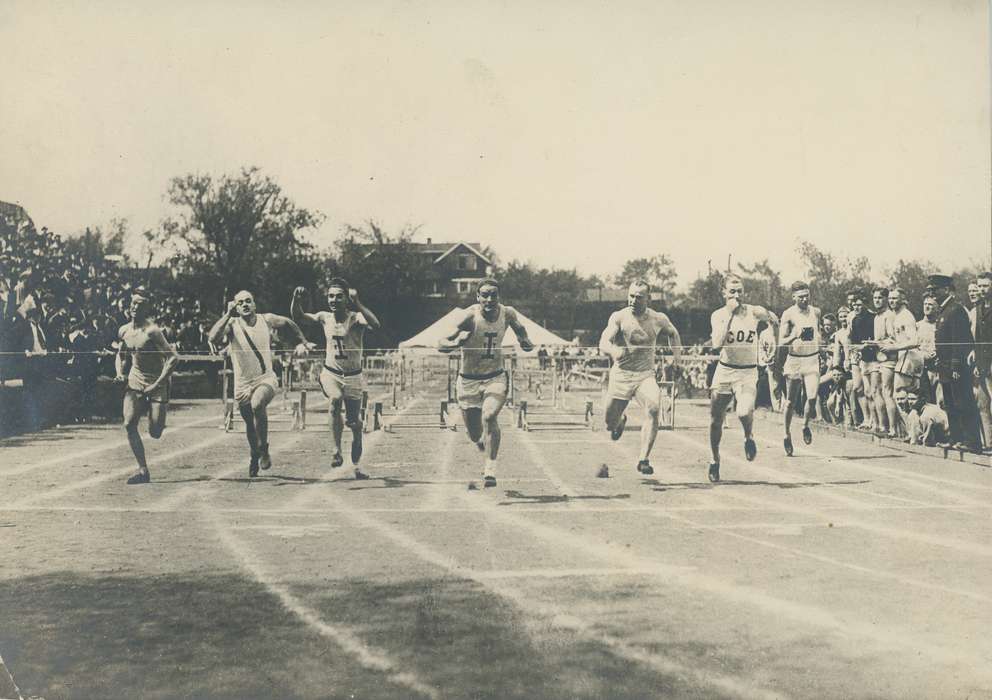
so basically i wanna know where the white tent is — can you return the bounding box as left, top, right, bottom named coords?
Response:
left=398, top=307, right=572, bottom=354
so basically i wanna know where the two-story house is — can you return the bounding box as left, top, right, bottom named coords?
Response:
left=363, top=238, right=494, bottom=301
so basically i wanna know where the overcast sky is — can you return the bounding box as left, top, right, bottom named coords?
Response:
left=1, top=0, right=989, bottom=287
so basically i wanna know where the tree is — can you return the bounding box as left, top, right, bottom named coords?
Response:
left=736, top=259, right=786, bottom=310
left=796, top=240, right=873, bottom=314
left=885, top=259, right=938, bottom=311
left=685, top=269, right=725, bottom=310
left=613, top=255, right=677, bottom=304
left=153, top=167, right=325, bottom=311
left=64, top=218, right=131, bottom=263
left=326, top=220, right=433, bottom=344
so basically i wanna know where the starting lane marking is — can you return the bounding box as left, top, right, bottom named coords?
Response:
left=0, top=650, right=23, bottom=700
left=203, top=507, right=439, bottom=700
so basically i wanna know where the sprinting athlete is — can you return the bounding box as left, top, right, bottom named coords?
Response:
left=438, top=278, right=534, bottom=488
left=115, top=287, right=179, bottom=485
left=599, top=280, right=682, bottom=475
left=779, top=281, right=822, bottom=455
left=708, top=275, right=778, bottom=483
left=209, top=290, right=313, bottom=477
left=292, top=280, right=381, bottom=479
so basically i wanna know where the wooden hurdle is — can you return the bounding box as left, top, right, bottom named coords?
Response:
left=382, top=399, right=457, bottom=432
left=516, top=398, right=595, bottom=431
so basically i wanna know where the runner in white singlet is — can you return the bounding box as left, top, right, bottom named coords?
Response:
left=292, top=279, right=382, bottom=479
left=779, top=281, right=823, bottom=455
left=598, top=280, right=681, bottom=476
left=707, top=274, right=778, bottom=483
left=115, top=288, right=179, bottom=485
left=209, top=290, right=313, bottom=477
left=438, top=279, right=534, bottom=488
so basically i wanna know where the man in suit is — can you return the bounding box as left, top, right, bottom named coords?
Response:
left=929, top=273, right=982, bottom=452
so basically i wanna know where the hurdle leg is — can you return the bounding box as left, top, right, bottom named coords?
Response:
left=299, top=390, right=307, bottom=430
left=373, top=402, right=383, bottom=431
left=585, top=399, right=594, bottom=428
left=517, top=399, right=527, bottom=429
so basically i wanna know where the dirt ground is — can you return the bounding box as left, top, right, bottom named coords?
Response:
left=2, top=381, right=991, bottom=699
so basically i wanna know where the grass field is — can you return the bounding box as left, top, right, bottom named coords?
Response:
left=2, top=381, right=991, bottom=699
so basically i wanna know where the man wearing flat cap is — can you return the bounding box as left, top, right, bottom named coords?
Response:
left=928, top=273, right=982, bottom=452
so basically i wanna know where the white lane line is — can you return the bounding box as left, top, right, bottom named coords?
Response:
left=282, top=396, right=423, bottom=511
left=0, top=413, right=221, bottom=478
left=0, top=650, right=23, bottom=700
left=313, top=487, right=790, bottom=700
left=145, top=395, right=332, bottom=512
left=419, top=427, right=459, bottom=512
left=694, top=409, right=992, bottom=496
left=587, top=414, right=992, bottom=601
left=666, top=429, right=992, bottom=558
left=542, top=400, right=992, bottom=663
left=7, top=430, right=236, bottom=508
left=203, top=507, right=439, bottom=700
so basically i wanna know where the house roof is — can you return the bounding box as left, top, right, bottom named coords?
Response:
left=433, top=242, right=492, bottom=266
left=359, top=241, right=491, bottom=266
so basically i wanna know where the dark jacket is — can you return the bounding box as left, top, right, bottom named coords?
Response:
left=934, top=295, right=973, bottom=381
left=974, top=299, right=992, bottom=370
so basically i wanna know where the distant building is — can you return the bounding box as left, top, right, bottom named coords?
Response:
left=360, top=238, right=494, bottom=301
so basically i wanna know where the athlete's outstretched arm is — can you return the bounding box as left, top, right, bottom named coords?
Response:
left=350, top=288, right=382, bottom=330
left=506, top=307, right=534, bottom=352
left=662, top=318, right=682, bottom=365
left=265, top=314, right=314, bottom=350
left=115, top=329, right=129, bottom=381
left=290, top=287, right=321, bottom=324
left=438, top=311, right=474, bottom=353
left=599, top=312, right=625, bottom=360
left=145, top=327, right=180, bottom=394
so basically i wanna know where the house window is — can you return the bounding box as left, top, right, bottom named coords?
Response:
left=457, top=281, right=471, bottom=294
left=457, top=254, right=476, bottom=271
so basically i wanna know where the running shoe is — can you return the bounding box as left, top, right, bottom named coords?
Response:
left=610, top=414, right=627, bottom=441
left=330, top=453, right=344, bottom=468
left=354, top=468, right=370, bottom=480
left=636, top=460, right=654, bottom=475
left=802, top=427, right=812, bottom=445
left=259, top=444, right=272, bottom=470
left=249, top=458, right=259, bottom=478
left=744, top=438, right=757, bottom=461
left=783, top=436, right=794, bottom=456
left=483, top=475, right=498, bottom=488
left=126, top=471, right=150, bottom=485
left=707, top=463, right=720, bottom=483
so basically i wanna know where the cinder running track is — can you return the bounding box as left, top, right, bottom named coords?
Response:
left=1, top=387, right=990, bottom=699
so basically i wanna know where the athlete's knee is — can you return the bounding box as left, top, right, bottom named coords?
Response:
left=330, top=398, right=344, bottom=415
left=482, top=410, right=500, bottom=426
left=124, top=420, right=140, bottom=434
left=645, top=404, right=660, bottom=421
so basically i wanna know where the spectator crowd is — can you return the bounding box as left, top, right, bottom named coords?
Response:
left=2, top=216, right=992, bottom=453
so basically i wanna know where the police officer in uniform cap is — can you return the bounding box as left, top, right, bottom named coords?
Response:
left=928, top=273, right=982, bottom=451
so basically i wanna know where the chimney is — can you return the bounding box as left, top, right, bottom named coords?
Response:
left=426, top=237, right=432, bottom=245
